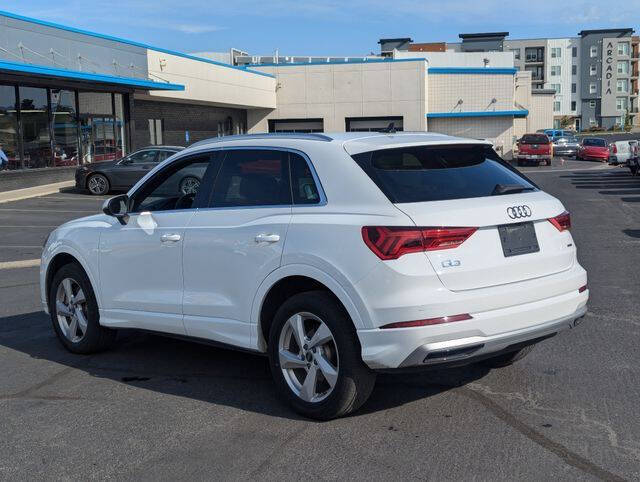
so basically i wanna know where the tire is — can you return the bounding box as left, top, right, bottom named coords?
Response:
left=49, top=262, right=116, bottom=354
left=632, top=165, right=639, bottom=176
left=480, top=345, right=535, bottom=369
left=86, top=173, right=110, bottom=195
left=179, top=176, right=200, bottom=195
left=268, top=291, right=376, bottom=420
left=517, top=160, right=524, bottom=167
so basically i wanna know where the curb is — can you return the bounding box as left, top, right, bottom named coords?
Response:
left=0, top=180, right=75, bottom=204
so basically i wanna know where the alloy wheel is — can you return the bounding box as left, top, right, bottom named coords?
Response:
left=88, top=175, right=107, bottom=195
left=55, top=277, right=89, bottom=343
left=278, top=312, right=339, bottom=403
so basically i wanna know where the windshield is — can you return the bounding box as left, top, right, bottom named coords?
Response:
left=520, top=134, right=549, bottom=144
left=583, top=138, right=606, bottom=147
left=351, top=144, right=537, bottom=203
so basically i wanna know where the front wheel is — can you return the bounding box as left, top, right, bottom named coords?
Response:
left=268, top=291, right=376, bottom=420
left=87, top=174, right=110, bottom=195
left=49, top=263, right=116, bottom=354
left=479, top=345, right=535, bottom=369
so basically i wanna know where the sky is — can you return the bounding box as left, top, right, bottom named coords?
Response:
left=4, top=0, right=640, bottom=57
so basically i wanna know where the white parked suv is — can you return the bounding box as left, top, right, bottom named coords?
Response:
left=40, top=132, right=588, bottom=419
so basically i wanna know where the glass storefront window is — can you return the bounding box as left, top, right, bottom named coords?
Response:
left=79, top=92, right=116, bottom=164
left=19, top=86, right=52, bottom=169
left=50, top=89, right=79, bottom=167
left=0, top=85, right=20, bottom=170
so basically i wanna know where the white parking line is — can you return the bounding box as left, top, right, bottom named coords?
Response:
left=0, top=259, right=41, bottom=270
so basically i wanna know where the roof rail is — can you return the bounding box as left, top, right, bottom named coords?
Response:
left=189, top=133, right=333, bottom=148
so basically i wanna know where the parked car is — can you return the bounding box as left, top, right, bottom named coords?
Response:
left=628, top=140, right=639, bottom=175
left=577, top=138, right=609, bottom=162
left=41, top=132, right=588, bottom=420
left=537, top=129, right=575, bottom=142
left=552, top=136, right=580, bottom=158
left=75, top=146, right=184, bottom=195
left=608, top=140, right=633, bottom=166
left=517, top=133, right=553, bottom=166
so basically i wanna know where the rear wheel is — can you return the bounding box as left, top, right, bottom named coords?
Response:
left=49, top=263, right=116, bottom=354
left=268, top=291, right=376, bottom=420
left=480, top=345, right=535, bottom=369
left=87, top=174, right=109, bottom=195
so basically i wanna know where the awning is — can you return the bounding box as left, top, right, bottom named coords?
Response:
left=0, top=59, right=184, bottom=91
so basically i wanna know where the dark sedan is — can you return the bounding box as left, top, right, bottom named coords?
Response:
left=76, top=146, right=184, bottom=195
left=552, top=136, right=580, bottom=158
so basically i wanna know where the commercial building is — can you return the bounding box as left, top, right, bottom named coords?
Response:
left=0, top=10, right=275, bottom=190
left=0, top=10, right=552, bottom=191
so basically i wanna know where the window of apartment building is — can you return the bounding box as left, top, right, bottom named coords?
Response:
left=618, top=42, right=630, bottom=56
left=617, top=61, right=630, bottom=75
left=616, top=97, right=628, bottom=111
left=510, top=48, right=521, bottom=60
left=590, top=45, right=597, bottom=57
left=571, top=101, right=577, bottom=111
left=525, top=47, right=544, bottom=62
left=589, top=64, right=597, bottom=76
left=550, top=83, right=561, bottom=93
left=572, top=46, right=577, bottom=58
left=553, top=101, right=561, bottom=112
left=572, top=64, right=577, bottom=75
left=551, top=47, right=562, bottom=58
left=551, top=65, right=561, bottom=76
left=589, top=100, right=596, bottom=108
left=589, top=118, right=597, bottom=126
left=148, top=119, right=164, bottom=145
left=617, top=79, right=629, bottom=93
left=571, top=83, right=577, bottom=93
left=589, top=83, right=597, bottom=94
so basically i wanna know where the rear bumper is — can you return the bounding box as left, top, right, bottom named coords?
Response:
left=394, top=304, right=586, bottom=369
left=517, top=155, right=551, bottom=160
left=357, top=277, right=589, bottom=369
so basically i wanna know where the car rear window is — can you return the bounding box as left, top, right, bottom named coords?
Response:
left=520, top=134, right=549, bottom=144
left=351, top=144, right=537, bottom=203
left=583, top=138, right=606, bottom=147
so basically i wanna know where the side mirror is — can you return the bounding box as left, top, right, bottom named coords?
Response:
left=102, top=194, right=129, bottom=225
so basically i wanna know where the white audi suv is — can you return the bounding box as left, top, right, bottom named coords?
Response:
left=40, top=132, right=588, bottom=419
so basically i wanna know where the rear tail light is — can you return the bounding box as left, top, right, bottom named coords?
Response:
left=612, top=144, right=618, bottom=154
left=381, top=313, right=472, bottom=329
left=578, top=285, right=587, bottom=293
left=362, top=226, right=477, bottom=260
left=548, top=211, right=571, bottom=232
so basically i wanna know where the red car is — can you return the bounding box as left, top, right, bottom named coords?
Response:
left=516, top=133, right=552, bottom=166
left=577, top=138, right=609, bottom=162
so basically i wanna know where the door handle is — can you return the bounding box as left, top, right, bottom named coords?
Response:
left=255, top=233, right=280, bottom=243
left=161, top=233, right=181, bottom=243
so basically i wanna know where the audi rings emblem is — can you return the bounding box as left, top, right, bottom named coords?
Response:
left=507, top=205, right=532, bottom=219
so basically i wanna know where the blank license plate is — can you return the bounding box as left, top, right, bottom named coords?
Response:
left=498, top=222, right=540, bottom=257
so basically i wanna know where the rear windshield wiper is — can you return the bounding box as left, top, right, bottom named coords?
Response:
left=492, top=184, right=535, bottom=195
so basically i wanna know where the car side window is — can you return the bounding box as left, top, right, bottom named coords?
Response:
left=131, top=154, right=213, bottom=213
left=127, top=150, right=157, bottom=164
left=290, top=152, right=321, bottom=204
left=155, top=150, right=174, bottom=163
left=210, top=149, right=291, bottom=207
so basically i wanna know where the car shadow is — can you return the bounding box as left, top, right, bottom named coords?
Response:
left=0, top=311, right=490, bottom=420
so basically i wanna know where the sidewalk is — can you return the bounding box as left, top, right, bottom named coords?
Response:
left=0, top=180, right=75, bottom=204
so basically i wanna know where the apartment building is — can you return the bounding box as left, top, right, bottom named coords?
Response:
left=443, top=29, right=637, bottom=130
left=578, top=29, right=637, bottom=130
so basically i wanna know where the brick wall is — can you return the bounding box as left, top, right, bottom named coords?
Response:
left=132, top=99, right=247, bottom=149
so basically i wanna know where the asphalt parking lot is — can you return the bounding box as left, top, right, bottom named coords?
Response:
left=1, top=158, right=639, bottom=480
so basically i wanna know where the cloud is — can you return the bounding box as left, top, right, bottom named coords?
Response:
left=173, top=24, right=226, bottom=34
